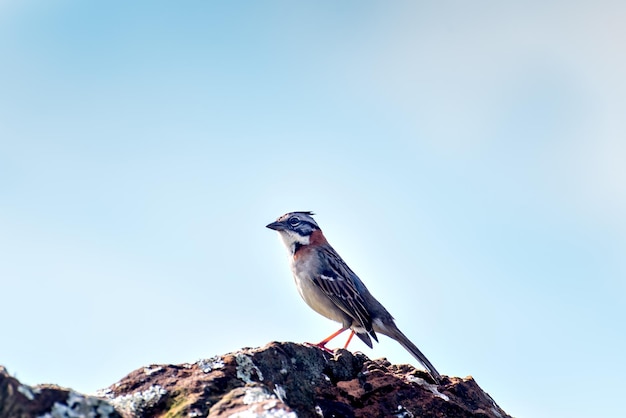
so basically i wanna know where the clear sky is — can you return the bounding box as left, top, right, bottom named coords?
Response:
left=1, top=1, right=624, bottom=417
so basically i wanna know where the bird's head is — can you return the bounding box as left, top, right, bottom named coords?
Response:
left=266, top=211, right=321, bottom=253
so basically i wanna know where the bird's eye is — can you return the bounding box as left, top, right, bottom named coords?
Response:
left=288, top=216, right=300, bottom=226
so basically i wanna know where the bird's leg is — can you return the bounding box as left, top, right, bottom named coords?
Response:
left=343, top=330, right=355, bottom=349
left=312, top=327, right=348, bottom=352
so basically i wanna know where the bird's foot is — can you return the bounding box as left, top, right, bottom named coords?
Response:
left=304, top=341, right=334, bottom=353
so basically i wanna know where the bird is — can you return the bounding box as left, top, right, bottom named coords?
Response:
left=266, top=211, right=442, bottom=383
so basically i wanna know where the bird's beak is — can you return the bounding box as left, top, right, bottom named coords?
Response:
left=266, top=221, right=286, bottom=231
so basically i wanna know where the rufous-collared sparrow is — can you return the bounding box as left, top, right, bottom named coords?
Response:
left=267, top=211, right=442, bottom=383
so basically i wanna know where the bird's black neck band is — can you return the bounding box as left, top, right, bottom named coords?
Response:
left=292, top=242, right=303, bottom=255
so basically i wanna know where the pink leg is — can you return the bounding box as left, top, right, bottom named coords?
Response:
left=343, top=330, right=355, bottom=349
left=312, top=327, right=348, bottom=352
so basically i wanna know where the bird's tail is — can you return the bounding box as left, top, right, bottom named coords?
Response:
left=378, top=324, right=442, bottom=384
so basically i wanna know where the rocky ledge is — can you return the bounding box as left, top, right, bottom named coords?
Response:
left=1, top=342, right=511, bottom=418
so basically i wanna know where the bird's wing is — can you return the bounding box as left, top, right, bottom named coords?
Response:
left=313, top=246, right=374, bottom=334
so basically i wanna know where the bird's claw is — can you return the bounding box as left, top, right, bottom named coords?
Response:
left=304, top=342, right=334, bottom=353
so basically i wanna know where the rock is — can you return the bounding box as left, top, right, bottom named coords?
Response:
left=0, top=366, right=120, bottom=418
left=1, top=342, right=511, bottom=417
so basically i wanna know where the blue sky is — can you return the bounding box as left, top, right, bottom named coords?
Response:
left=1, top=1, right=625, bottom=417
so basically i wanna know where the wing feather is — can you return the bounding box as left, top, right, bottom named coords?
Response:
left=312, top=247, right=374, bottom=335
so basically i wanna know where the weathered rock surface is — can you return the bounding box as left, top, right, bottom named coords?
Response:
left=0, top=366, right=120, bottom=418
left=1, top=342, right=511, bottom=417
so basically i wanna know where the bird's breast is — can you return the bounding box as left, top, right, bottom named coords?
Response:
left=289, top=250, right=350, bottom=325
